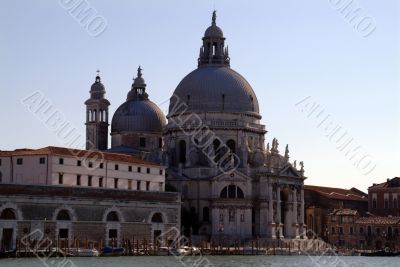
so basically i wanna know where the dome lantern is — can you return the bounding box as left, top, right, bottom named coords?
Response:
left=127, top=66, right=149, bottom=101
left=198, top=11, right=230, bottom=67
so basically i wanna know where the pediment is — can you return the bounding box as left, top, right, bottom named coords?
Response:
left=211, top=170, right=252, bottom=183
left=279, top=165, right=301, bottom=178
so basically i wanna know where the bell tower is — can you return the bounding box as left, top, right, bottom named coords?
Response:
left=85, top=70, right=110, bottom=150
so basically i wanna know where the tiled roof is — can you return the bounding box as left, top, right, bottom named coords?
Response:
left=0, top=146, right=162, bottom=167
left=304, top=185, right=367, bottom=202
left=356, top=216, right=400, bottom=225
left=369, top=177, right=400, bottom=189
left=330, top=208, right=358, bottom=216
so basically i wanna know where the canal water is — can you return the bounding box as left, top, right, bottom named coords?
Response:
left=0, top=256, right=398, bottom=267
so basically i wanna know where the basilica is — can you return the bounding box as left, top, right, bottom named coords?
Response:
left=85, top=12, right=306, bottom=242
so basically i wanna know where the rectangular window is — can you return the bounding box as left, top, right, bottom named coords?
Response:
left=137, top=167, right=141, bottom=173
left=350, top=227, right=354, bottom=235
left=99, top=177, right=103, bottom=187
left=147, top=168, right=150, bottom=174
left=39, top=157, right=46, bottom=164
left=88, top=162, right=93, bottom=168
left=332, top=227, right=335, bottom=234
left=158, top=138, right=162, bottom=148
left=0, top=158, right=2, bottom=166
left=77, top=160, right=81, bottom=166
left=59, top=158, right=64, bottom=165
left=137, top=181, right=141, bottom=190
left=59, top=174, right=63, bottom=185
left=128, top=180, right=132, bottom=190
left=146, top=181, right=150, bottom=191
left=59, top=229, right=69, bottom=239
left=88, top=176, right=92, bottom=186
left=159, top=169, right=163, bottom=175
left=115, top=164, right=119, bottom=171
left=114, top=178, right=118, bottom=189
left=109, top=229, right=117, bottom=239
left=128, top=166, right=132, bottom=172
left=100, top=163, right=104, bottom=169
left=76, top=175, right=81, bottom=186
left=17, top=158, right=23, bottom=165
left=339, top=227, right=343, bottom=234
left=139, top=137, right=146, bottom=147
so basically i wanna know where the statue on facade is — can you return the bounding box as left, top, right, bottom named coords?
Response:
left=284, top=144, right=289, bottom=159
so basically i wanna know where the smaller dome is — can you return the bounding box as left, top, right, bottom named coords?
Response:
left=204, top=25, right=224, bottom=38
left=91, top=76, right=105, bottom=92
left=111, top=66, right=165, bottom=134
left=111, top=100, right=166, bottom=134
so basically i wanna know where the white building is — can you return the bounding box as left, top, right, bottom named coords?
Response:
left=0, top=146, right=165, bottom=192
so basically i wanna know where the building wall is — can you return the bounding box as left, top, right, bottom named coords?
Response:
left=369, top=189, right=400, bottom=216
left=0, top=185, right=180, bottom=250
left=0, top=153, right=165, bottom=192
left=0, top=155, right=49, bottom=185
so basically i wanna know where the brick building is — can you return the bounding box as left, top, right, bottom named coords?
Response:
left=304, top=185, right=368, bottom=240
left=327, top=209, right=400, bottom=251
left=368, top=177, right=400, bottom=216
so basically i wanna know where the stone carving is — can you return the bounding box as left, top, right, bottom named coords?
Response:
left=189, top=149, right=199, bottom=165
left=284, top=144, right=289, bottom=159
left=251, top=149, right=265, bottom=167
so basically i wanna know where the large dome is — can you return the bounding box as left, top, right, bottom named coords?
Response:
left=112, top=99, right=165, bottom=134
left=169, top=66, right=260, bottom=116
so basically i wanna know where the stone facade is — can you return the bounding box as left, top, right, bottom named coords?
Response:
left=164, top=12, right=306, bottom=242
left=0, top=184, right=180, bottom=251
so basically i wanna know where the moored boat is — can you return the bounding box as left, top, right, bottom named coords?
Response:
left=101, top=246, right=125, bottom=256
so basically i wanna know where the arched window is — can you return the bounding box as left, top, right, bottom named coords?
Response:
left=56, top=210, right=71, bottom=221
left=213, top=139, right=223, bottom=162
left=106, top=211, right=119, bottom=222
left=93, top=110, right=97, bottom=122
left=0, top=208, right=16, bottom=220
left=151, top=213, right=163, bottom=223
left=179, top=140, right=186, bottom=164
left=203, top=207, right=210, bottom=222
left=220, top=185, right=244, bottom=199
left=226, top=139, right=236, bottom=154
left=367, top=226, right=372, bottom=236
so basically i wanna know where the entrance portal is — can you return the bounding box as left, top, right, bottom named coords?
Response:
left=1, top=228, right=13, bottom=251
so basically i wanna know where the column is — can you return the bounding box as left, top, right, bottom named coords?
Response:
left=185, top=136, right=190, bottom=167
left=277, top=185, right=284, bottom=238
left=300, top=187, right=305, bottom=238
left=293, top=187, right=299, bottom=238
left=269, top=183, right=275, bottom=238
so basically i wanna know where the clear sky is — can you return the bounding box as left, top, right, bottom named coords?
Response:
left=0, top=0, right=399, bottom=191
